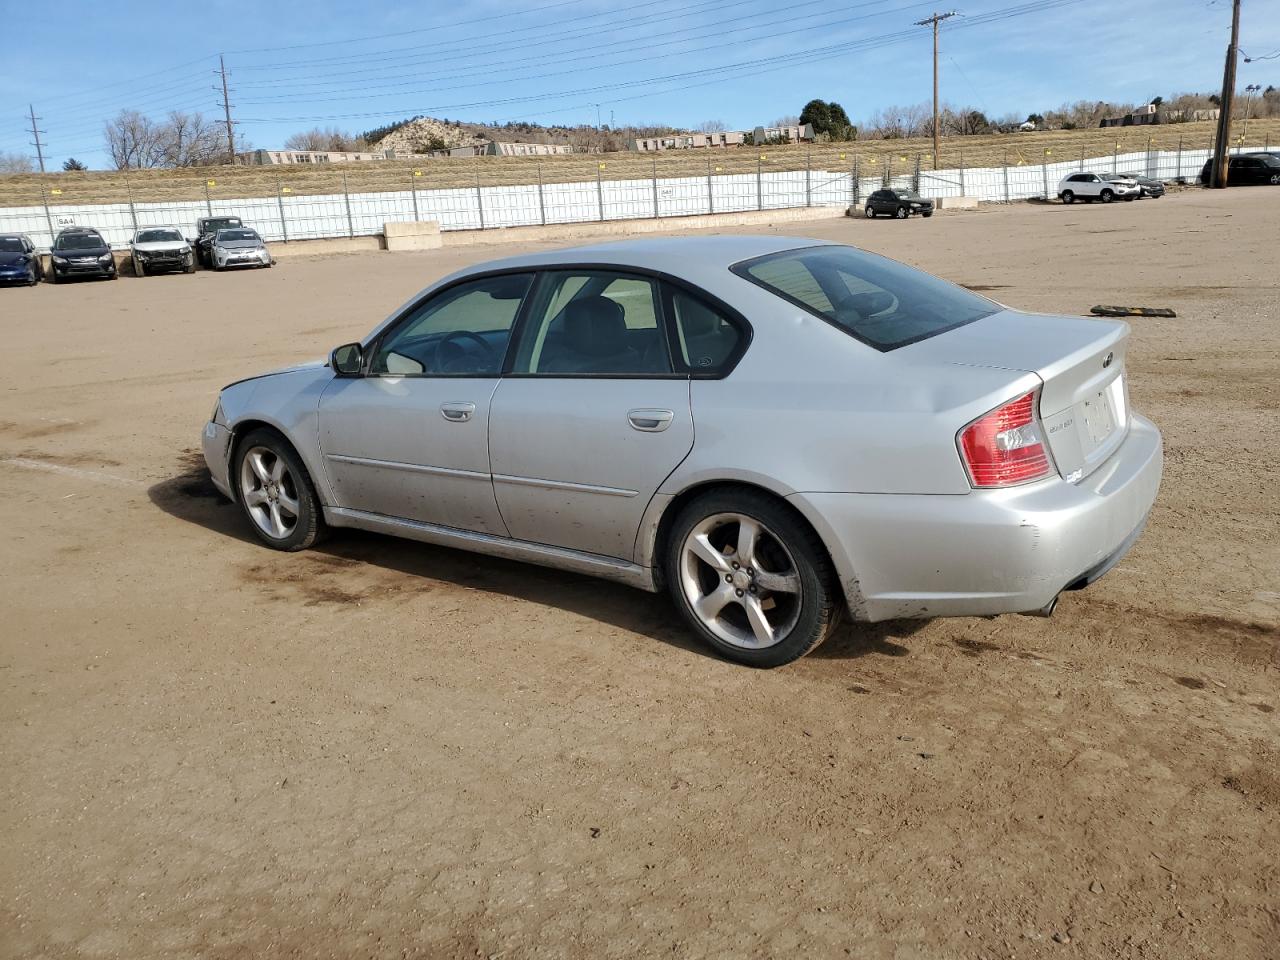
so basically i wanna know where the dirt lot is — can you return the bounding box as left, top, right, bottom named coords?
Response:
left=1, top=190, right=1277, bottom=960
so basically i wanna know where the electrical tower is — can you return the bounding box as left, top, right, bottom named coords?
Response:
left=915, top=11, right=957, bottom=171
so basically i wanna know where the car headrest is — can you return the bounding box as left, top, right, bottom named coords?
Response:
left=564, top=296, right=628, bottom=356
left=679, top=298, right=721, bottom=337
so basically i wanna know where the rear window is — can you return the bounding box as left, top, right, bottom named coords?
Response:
left=733, top=245, right=998, bottom=351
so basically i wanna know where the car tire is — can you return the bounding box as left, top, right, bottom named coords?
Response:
left=1100, top=189, right=1114, bottom=203
left=48, top=270, right=57, bottom=285
left=134, top=258, right=145, bottom=278
left=665, top=489, right=840, bottom=668
left=1271, top=174, right=1280, bottom=185
left=1061, top=190, right=1075, bottom=204
left=233, top=428, right=327, bottom=552
left=865, top=206, right=875, bottom=218
left=921, top=210, right=933, bottom=218
left=185, top=261, right=195, bottom=274
left=894, top=206, right=909, bottom=219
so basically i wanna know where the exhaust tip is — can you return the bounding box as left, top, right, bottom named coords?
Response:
left=1021, top=595, right=1059, bottom=618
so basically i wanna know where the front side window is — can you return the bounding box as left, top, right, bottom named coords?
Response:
left=371, top=273, right=534, bottom=376
left=512, top=271, right=673, bottom=375
left=735, top=245, right=999, bottom=351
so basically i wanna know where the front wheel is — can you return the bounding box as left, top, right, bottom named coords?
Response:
left=1100, top=189, right=1114, bottom=203
left=1061, top=190, right=1075, bottom=204
left=865, top=206, right=875, bottom=218
left=234, top=429, right=326, bottom=551
left=921, top=210, right=933, bottom=218
left=666, top=491, right=840, bottom=668
left=894, top=205, right=909, bottom=219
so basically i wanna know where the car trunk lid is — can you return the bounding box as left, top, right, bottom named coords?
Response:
left=906, top=309, right=1130, bottom=481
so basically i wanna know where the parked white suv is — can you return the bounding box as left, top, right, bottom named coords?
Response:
left=1057, top=172, right=1140, bottom=204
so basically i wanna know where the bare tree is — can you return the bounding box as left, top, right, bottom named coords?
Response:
left=0, top=151, right=35, bottom=173
left=771, top=114, right=800, bottom=126
left=163, top=111, right=223, bottom=166
left=283, top=126, right=368, bottom=152
left=697, top=120, right=727, bottom=133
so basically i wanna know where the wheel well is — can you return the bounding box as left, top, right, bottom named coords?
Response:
left=651, top=480, right=840, bottom=594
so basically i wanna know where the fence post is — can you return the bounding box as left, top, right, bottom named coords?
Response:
left=204, top=180, right=213, bottom=215
left=475, top=169, right=485, bottom=230
left=596, top=162, right=605, bottom=222
left=342, top=173, right=354, bottom=238
left=805, top=147, right=812, bottom=207
left=885, top=154, right=892, bottom=188
left=535, top=163, right=545, bottom=229
left=125, top=177, right=138, bottom=234
left=276, top=179, right=288, bottom=243
left=756, top=155, right=763, bottom=211
left=1175, top=137, right=1182, bottom=182
left=706, top=156, right=714, bottom=215
left=913, top=153, right=921, bottom=194
left=851, top=155, right=858, bottom=207
left=1002, top=152, right=1010, bottom=203
left=959, top=151, right=966, bottom=196
left=652, top=158, right=659, bottom=219
left=1041, top=154, right=1049, bottom=199
left=410, top=170, right=420, bottom=221
left=1112, top=141, right=1118, bottom=174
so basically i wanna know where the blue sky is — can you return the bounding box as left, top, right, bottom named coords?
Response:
left=1, top=0, right=1277, bottom=169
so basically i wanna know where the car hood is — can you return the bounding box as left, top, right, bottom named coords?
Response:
left=223, top=359, right=326, bottom=390
left=133, top=240, right=190, bottom=253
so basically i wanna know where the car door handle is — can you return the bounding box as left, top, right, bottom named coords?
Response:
left=627, top=408, right=674, bottom=432
left=440, top=401, right=476, bottom=423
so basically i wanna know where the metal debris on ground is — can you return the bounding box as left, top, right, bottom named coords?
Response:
left=1090, top=305, right=1178, bottom=318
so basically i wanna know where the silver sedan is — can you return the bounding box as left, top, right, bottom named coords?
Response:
left=201, top=236, right=1162, bottom=667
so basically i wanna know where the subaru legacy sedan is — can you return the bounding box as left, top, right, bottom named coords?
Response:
left=201, top=236, right=1162, bottom=667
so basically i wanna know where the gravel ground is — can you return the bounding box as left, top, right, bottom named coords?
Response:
left=1, top=187, right=1277, bottom=960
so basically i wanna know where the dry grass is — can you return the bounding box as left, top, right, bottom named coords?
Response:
left=2, top=119, right=1277, bottom=207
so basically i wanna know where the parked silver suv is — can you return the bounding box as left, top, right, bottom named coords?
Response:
left=1057, top=172, right=1140, bottom=203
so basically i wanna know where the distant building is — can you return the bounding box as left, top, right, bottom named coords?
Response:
left=1099, top=105, right=1220, bottom=128
left=433, top=141, right=576, bottom=158
left=246, top=149, right=395, bottom=165
left=630, top=131, right=747, bottom=151
left=751, top=123, right=816, bottom=145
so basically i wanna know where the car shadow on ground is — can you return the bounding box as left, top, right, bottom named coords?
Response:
left=148, top=450, right=925, bottom=663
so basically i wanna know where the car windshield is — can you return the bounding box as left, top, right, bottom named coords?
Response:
left=217, top=230, right=258, bottom=242
left=735, top=245, right=999, bottom=351
left=137, top=229, right=182, bottom=243
left=205, top=218, right=241, bottom=232
left=0, top=238, right=24, bottom=252
left=54, top=233, right=104, bottom=251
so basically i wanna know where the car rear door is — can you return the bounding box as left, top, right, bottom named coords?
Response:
left=487, top=269, right=694, bottom=561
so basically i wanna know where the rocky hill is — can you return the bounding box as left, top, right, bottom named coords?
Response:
left=363, top=115, right=684, bottom=154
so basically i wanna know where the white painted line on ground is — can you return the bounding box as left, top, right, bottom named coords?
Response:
left=1, top=457, right=143, bottom=488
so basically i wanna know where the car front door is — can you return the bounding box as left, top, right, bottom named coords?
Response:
left=317, top=272, right=535, bottom=536
left=487, top=269, right=694, bottom=560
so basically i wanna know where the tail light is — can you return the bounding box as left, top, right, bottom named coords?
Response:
left=958, top=389, right=1055, bottom=487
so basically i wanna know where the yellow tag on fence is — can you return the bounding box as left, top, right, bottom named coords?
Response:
left=207, top=180, right=216, bottom=187
left=281, top=187, right=292, bottom=194
left=599, top=163, right=606, bottom=169
left=50, top=188, right=62, bottom=195
left=413, top=170, right=422, bottom=177
left=715, top=166, right=722, bottom=172
left=759, top=154, right=767, bottom=160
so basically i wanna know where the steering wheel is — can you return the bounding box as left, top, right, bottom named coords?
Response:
left=433, top=330, right=496, bottom=373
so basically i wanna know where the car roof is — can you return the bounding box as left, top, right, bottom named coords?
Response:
left=458, top=235, right=835, bottom=276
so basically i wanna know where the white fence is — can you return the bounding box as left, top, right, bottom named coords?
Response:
left=0, top=145, right=1261, bottom=252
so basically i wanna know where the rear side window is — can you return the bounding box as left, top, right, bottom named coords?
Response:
left=734, top=245, right=999, bottom=351
left=666, top=287, right=743, bottom=373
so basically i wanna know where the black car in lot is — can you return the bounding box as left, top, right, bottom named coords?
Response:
left=0, top=233, right=43, bottom=286
left=864, top=188, right=934, bottom=219
left=1111, top=173, right=1165, bottom=198
left=49, top=227, right=117, bottom=282
left=193, top=216, right=244, bottom=267
left=1198, top=153, right=1280, bottom=187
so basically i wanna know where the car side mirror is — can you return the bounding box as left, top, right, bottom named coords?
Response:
left=330, top=342, right=364, bottom=376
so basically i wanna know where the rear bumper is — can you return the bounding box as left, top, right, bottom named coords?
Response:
left=790, top=413, right=1163, bottom=621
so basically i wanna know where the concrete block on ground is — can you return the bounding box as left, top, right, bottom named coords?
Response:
left=933, top=195, right=979, bottom=211
left=384, top=220, right=443, bottom=251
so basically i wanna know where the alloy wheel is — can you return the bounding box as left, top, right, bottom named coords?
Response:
left=679, top=512, right=802, bottom=649
left=239, top=445, right=301, bottom=540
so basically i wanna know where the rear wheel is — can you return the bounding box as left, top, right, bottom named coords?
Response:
left=894, top=205, right=909, bottom=219
left=1061, top=190, right=1075, bottom=204
left=1100, top=188, right=1114, bottom=203
left=234, top=429, right=326, bottom=551
left=666, top=490, right=839, bottom=668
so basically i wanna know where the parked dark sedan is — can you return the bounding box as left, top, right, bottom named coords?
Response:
left=0, top=233, right=43, bottom=286
left=1110, top=173, right=1165, bottom=198
left=1198, top=153, right=1280, bottom=187
left=49, top=227, right=117, bottom=282
left=864, top=188, right=934, bottom=219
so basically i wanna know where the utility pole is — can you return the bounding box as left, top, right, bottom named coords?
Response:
left=1210, top=0, right=1241, bottom=189
left=217, top=54, right=236, bottom=165
left=27, top=105, right=47, bottom=174
left=1242, top=83, right=1262, bottom=143
left=916, top=11, right=957, bottom=171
